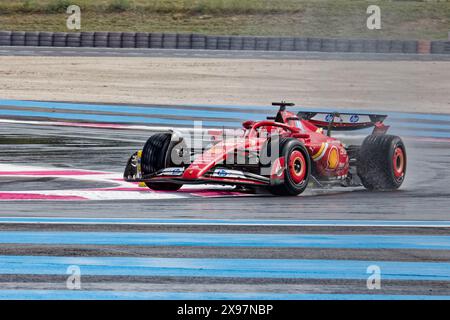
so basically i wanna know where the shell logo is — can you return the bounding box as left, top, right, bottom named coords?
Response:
left=327, top=147, right=339, bottom=170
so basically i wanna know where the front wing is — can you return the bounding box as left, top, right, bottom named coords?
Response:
left=123, top=152, right=270, bottom=186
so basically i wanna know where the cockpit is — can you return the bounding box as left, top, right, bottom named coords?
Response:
left=242, top=102, right=305, bottom=138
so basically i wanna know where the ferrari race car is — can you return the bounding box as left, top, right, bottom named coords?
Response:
left=124, top=102, right=406, bottom=196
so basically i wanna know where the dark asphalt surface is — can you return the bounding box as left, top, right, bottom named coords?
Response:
left=1, top=122, right=449, bottom=220
left=1, top=112, right=449, bottom=297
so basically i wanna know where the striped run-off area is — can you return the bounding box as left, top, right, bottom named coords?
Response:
left=0, top=100, right=450, bottom=299
left=0, top=217, right=449, bottom=300
left=1, top=99, right=450, bottom=140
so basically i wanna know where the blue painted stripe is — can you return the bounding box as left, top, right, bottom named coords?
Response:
left=380, top=111, right=450, bottom=122
left=0, top=99, right=264, bottom=121
left=390, top=122, right=450, bottom=131
left=185, top=103, right=279, bottom=112
left=390, top=129, right=450, bottom=139
left=187, top=103, right=450, bottom=121
left=187, top=103, right=450, bottom=122
left=2, top=99, right=450, bottom=137
left=1, top=109, right=449, bottom=138
left=0, top=290, right=448, bottom=300
left=1, top=217, right=449, bottom=227
left=1, top=256, right=450, bottom=281
left=350, top=127, right=450, bottom=138
left=339, top=125, right=450, bottom=139
left=2, top=99, right=450, bottom=124
left=0, top=231, right=449, bottom=250
left=0, top=109, right=241, bottom=127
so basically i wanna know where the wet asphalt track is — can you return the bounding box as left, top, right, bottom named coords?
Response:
left=0, top=46, right=449, bottom=300
left=0, top=108, right=450, bottom=299
left=1, top=124, right=449, bottom=221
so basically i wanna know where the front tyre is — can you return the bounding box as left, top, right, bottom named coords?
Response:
left=145, top=182, right=182, bottom=191
left=141, top=133, right=183, bottom=192
left=267, top=138, right=311, bottom=196
left=357, top=135, right=406, bottom=190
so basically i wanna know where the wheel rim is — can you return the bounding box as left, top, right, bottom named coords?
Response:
left=288, top=150, right=306, bottom=184
left=392, top=147, right=405, bottom=178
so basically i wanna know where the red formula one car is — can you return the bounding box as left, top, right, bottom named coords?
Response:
left=124, top=102, right=406, bottom=196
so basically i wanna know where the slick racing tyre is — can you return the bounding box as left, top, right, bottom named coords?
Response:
left=263, top=137, right=311, bottom=196
left=141, top=133, right=185, bottom=191
left=357, top=135, right=406, bottom=190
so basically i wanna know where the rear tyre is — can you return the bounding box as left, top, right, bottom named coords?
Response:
left=265, top=137, right=311, bottom=196
left=357, top=135, right=406, bottom=190
left=141, top=133, right=183, bottom=191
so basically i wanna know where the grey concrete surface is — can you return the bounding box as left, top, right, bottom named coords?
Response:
left=1, top=46, right=450, bottom=61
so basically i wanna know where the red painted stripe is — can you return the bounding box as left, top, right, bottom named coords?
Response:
left=0, top=170, right=108, bottom=176
left=0, top=193, right=87, bottom=201
left=94, top=187, right=147, bottom=192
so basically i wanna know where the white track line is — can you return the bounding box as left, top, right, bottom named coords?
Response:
left=0, top=217, right=449, bottom=228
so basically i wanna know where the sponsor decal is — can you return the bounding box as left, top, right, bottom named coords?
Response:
left=136, top=150, right=143, bottom=179
left=212, top=169, right=246, bottom=179
left=217, top=169, right=228, bottom=177
left=327, top=147, right=340, bottom=170
left=325, top=114, right=334, bottom=123
left=350, top=115, right=360, bottom=123
left=161, top=167, right=185, bottom=176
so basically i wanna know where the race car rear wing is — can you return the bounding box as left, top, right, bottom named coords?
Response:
left=297, top=111, right=389, bottom=135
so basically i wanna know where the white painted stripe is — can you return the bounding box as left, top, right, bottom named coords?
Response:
left=0, top=217, right=449, bottom=228
left=0, top=119, right=224, bottom=134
